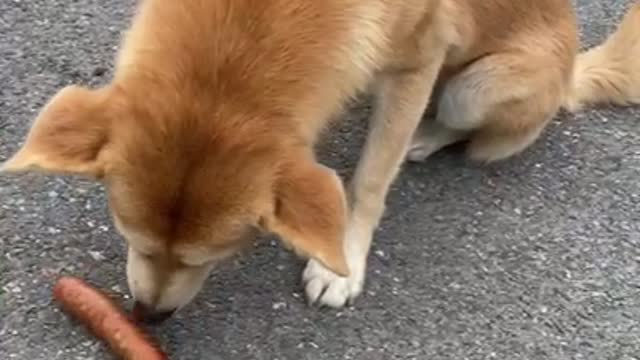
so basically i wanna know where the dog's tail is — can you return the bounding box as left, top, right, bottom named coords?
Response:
left=565, top=2, right=640, bottom=112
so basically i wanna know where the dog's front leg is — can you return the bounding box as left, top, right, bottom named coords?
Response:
left=303, top=56, right=445, bottom=308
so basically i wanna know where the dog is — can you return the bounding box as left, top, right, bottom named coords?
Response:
left=3, top=0, right=639, bottom=320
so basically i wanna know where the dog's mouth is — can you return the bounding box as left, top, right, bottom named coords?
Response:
left=132, top=301, right=176, bottom=324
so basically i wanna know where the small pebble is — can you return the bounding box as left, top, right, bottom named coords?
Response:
left=88, top=251, right=105, bottom=261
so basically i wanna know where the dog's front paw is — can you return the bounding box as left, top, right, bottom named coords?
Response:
left=302, top=258, right=365, bottom=308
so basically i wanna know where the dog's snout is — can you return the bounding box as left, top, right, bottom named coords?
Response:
left=132, top=301, right=176, bottom=324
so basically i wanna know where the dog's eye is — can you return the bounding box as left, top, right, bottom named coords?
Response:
left=137, top=251, right=157, bottom=261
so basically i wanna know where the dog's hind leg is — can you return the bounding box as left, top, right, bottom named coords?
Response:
left=406, top=118, right=467, bottom=162
left=466, top=102, right=554, bottom=162
left=433, top=53, right=568, bottom=162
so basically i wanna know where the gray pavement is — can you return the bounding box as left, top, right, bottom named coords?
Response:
left=1, top=1, right=639, bottom=359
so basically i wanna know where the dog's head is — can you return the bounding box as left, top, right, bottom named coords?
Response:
left=2, top=84, right=348, bottom=319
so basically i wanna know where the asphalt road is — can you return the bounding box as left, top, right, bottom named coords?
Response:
left=1, top=1, right=639, bottom=359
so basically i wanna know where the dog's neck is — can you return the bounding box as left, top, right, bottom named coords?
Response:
left=110, top=0, right=407, bottom=144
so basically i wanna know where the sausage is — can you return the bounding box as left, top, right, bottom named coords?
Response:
left=53, top=276, right=169, bottom=360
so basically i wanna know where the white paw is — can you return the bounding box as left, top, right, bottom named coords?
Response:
left=303, top=258, right=365, bottom=308
left=406, top=142, right=433, bottom=163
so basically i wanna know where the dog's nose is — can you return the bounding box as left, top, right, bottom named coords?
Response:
left=132, top=301, right=176, bottom=324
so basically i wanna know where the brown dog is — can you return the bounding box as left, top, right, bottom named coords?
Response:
left=3, top=0, right=639, bottom=317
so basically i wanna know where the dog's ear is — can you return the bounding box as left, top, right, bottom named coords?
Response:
left=1, top=85, right=113, bottom=178
left=263, top=157, right=349, bottom=276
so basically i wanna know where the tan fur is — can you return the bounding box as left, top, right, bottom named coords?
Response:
left=3, top=0, right=640, bottom=311
left=566, top=2, right=640, bottom=111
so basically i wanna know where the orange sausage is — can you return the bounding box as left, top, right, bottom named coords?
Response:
left=53, top=276, right=168, bottom=360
